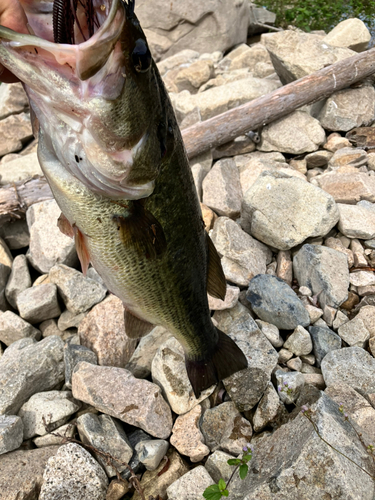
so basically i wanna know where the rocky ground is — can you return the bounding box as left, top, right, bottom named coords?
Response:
left=1, top=3, right=375, bottom=500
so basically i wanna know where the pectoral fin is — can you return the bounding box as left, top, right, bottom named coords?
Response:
left=124, top=307, right=154, bottom=339
left=206, top=233, right=226, bottom=301
left=74, top=226, right=90, bottom=277
left=113, top=200, right=167, bottom=260
left=57, top=213, right=74, bottom=238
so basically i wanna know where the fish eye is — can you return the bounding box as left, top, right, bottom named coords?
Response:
left=131, top=39, right=151, bottom=73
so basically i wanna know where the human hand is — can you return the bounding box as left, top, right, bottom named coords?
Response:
left=0, top=0, right=29, bottom=83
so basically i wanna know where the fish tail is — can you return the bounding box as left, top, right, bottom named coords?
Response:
left=185, top=329, right=248, bottom=398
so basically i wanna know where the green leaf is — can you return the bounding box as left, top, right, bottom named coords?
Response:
left=227, top=459, right=241, bottom=466
left=239, top=464, right=249, bottom=480
left=222, top=490, right=229, bottom=497
left=218, top=479, right=226, bottom=490
left=203, top=484, right=222, bottom=500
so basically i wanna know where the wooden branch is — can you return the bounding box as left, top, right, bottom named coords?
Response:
left=2, top=46, right=375, bottom=222
left=0, top=177, right=52, bottom=224
left=182, top=46, right=375, bottom=158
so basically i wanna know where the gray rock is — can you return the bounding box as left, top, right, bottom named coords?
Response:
left=122, top=429, right=152, bottom=480
left=259, top=111, right=326, bottom=154
left=200, top=402, right=252, bottom=454
left=241, top=172, right=339, bottom=250
left=0, top=82, right=29, bottom=120
left=202, top=158, right=242, bottom=218
left=0, top=113, right=33, bottom=157
left=58, top=309, right=87, bottom=331
left=0, top=415, right=23, bottom=455
left=246, top=274, right=310, bottom=329
left=0, top=152, right=43, bottom=185
left=78, top=294, right=136, bottom=368
left=204, top=450, right=235, bottom=483
left=0, top=219, right=30, bottom=250
left=210, top=217, right=272, bottom=287
left=137, top=0, right=250, bottom=61
left=287, top=356, right=303, bottom=371
left=77, top=413, right=133, bottom=477
left=64, top=341, right=97, bottom=389
left=40, top=318, right=62, bottom=338
left=126, top=326, right=173, bottom=379
left=323, top=18, right=371, bottom=52
left=135, top=439, right=169, bottom=471
left=151, top=336, right=215, bottom=415
left=49, top=264, right=106, bottom=315
left=309, top=325, right=342, bottom=367
left=170, top=405, right=209, bottom=463
left=0, top=445, right=60, bottom=500
left=275, top=370, right=305, bottom=404
left=262, top=30, right=355, bottom=84
left=253, top=382, right=287, bottom=432
left=256, top=320, right=283, bottom=348
left=293, top=244, right=349, bottom=309
left=39, top=443, right=108, bottom=500
left=5, top=255, right=31, bottom=309
left=0, top=336, right=65, bottom=415
left=321, top=347, right=375, bottom=397
left=33, top=422, right=76, bottom=447
left=337, top=203, right=375, bottom=239
left=305, top=150, right=333, bottom=168
left=72, top=362, right=173, bottom=438
left=338, top=310, right=372, bottom=348
left=16, top=283, right=61, bottom=324
left=318, top=85, right=375, bottom=131
left=26, top=199, right=77, bottom=273
left=18, top=390, right=81, bottom=440
left=166, top=466, right=214, bottom=500
left=283, top=325, right=313, bottom=356
left=278, top=347, right=293, bottom=364
left=229, top=392, right=375, bottom=499
left=0, top=311, right=40, bottom=346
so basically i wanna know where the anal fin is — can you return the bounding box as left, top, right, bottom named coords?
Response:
left=124, top=307, right=154, bottom=339
left=206, top=233, right=226, bottom=301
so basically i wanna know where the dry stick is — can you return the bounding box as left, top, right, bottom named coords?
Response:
left=2, top=47, right=375, bottom=222
left=182, top=46, right=375, bottom=159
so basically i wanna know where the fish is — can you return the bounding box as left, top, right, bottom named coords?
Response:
left=0, top=0, right=247, bottom=397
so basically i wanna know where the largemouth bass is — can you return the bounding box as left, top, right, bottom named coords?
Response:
left=0, top=0, right=247, bottom=396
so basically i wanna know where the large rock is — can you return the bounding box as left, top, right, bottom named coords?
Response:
left=262, top=30, right=355, bottom=84
left=259, top=111, right=326, bottom=154
left=72, top=362, right=173, bottom=438
left=26, top=200, right=77, bottom=273
left=167, top=466, right=214, bottom=500
left=246, top=274, right=310, bottom=329
left=0, top=311, right=40, bottom=346
left=313, top=170, right=375, bottom=204
left=16, top=283, right=61, bottom=324
left=0, top=83, right=29, bottom=120
left=5, top=254, right=31, bottom=309
left=210, top=217, right=272, bottom=286
left=241, top=172, right=339, bottom=250
left=323, top=18, right=371, bottom=52
left=0, top=446, right=59, bottom=500
left=0, top=152, right=43, bottom=185
left=229, top=392, right=375, bottom=499
left=39, top=443, right=108, bottom=500
left=293, top=244, right=349, bottom=309
left=0, top=336, right=65, bottom=415
left=337, top=203, right=375, bottom=239
left=137, top=0, right=250, bottom=61
left=318, top=86, right=375, bottom=131
left=0, top=415, right=23, bottom=455
left=170, top=405, right=209, bottom=462
left=151, top=337, right=215, bottom=415
left=321, top=347, right=375, bottom=397
left=0, top=113, right=33, bottom=157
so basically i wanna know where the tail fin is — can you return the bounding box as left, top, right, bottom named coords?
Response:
left=185, top=329, right=248, bottom=398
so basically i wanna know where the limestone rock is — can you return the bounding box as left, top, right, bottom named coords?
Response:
left=0, top=415, right=23, bottom=455
left=72, top=362, right=173, bottom=438
left=293, top=244, right=349, bottom=309
left=26, top=200, right=77, bottom=273
left=276, top=370, right=305, bottom=404
left=170, top=405, right=210, bottom=462
left=283, top=325, right=313, bottom=356
left=313, top=170, right=375, bottom=204
left=204, top=450, right=235, bottom=483
left=208, top=284, right=240, bottom=311
left=0, top=311, right=40, bottom=346
left=253, top=382, right=286, bottom=432
left=0, top=113, right=33, bottom=157
left=338, top=305, right=375, bottom=347
left=202, top=158, right=242, bottom=218
left=259, top=111, right=326, bottom=154
left=256, top=320, right=283, bottom=348
left=0, top=152, right=43, bottom=185
left=39, top=443, right=108, bottom=500
left=338, top=203, right=375, bottom=239
left=166, top=466, right=214, bottom=500
left=246, top=274, right=310, bottom=330
left=241, top=172, right=339, bottom=250
left=5, top=254, right=31, bottom=309
left=0, top=336, right=65, bottom=415
left=33, top=422, right=76, bottom=447
left=200, top=402, right=252, bottom=454
left=262, top=30, right=355, bottom=84
left=135, top=439, right=169, bottom=471
left=151, top=337, right=215, bottom=415
left=18, top=390, right=81, bottom=440
left=16, top=283, right=61, bottom=324
left=210, top=217, right=272, bottom=287
left=323, top=18, right=371, bottom=52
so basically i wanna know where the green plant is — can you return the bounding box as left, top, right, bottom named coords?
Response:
left=203, top=445, right=253, bottom=500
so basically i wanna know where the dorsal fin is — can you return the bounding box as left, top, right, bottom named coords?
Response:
left=206, top=232, right=226, bottom=301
